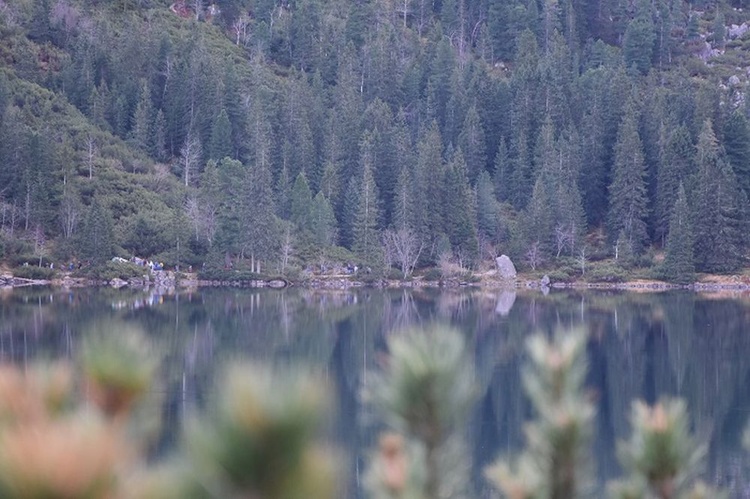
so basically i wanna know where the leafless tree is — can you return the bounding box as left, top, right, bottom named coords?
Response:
left=479, top=235, right=500, bottom=263
left=85, top=133, right=97, bottom=179
left=526, top=241, right=543, bottom=271
left=60, top=195, right=80, bottom=240
left=577, top=246, right=587, bottom=276
left=0, top=200, right=18, bottom=238
left=32, top=225, right=46, bottom=267
left=233, top=15, right=252, bottom=46
left=555, top=223, right=575, bottom=258
left=184, top=195, right=217, bottom=245
left=278, top=224, right=294, bottom=275
left=394, top=0, right=410, bottom=27
left=382, top=228, right=424, bottom=278
left=180, top=132, right=202, bottom=187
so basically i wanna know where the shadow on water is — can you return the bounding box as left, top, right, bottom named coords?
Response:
left=2, top=287, right=750, bottom=497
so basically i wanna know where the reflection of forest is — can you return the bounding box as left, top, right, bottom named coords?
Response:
left=1, top=288, right=750, bottom=497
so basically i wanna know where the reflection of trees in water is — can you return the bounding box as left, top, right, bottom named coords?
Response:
left=3, top=288, right=750, bottom=495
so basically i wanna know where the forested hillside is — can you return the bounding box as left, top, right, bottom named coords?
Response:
left=2, top=0, right=750, bottom=280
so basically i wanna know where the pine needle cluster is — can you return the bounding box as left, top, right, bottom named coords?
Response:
left=366, top=326, right=476, bottom=499
left=485, top=329, right=594, bottom=499
left=170, top=365, right=338, bottom=499
left=609, top=399, right=725, bottom=499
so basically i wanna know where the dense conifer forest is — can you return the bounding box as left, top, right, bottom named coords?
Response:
left=2, top=0, right=750, bottom=281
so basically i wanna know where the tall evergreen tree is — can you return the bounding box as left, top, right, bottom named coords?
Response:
left=692, top=120, right=748, bottom=272
left=416, top=122, right=446, bottom=247
left=655, top=124, right=693, bottom=245
left=78, top=198, right=114, bottom=265
left=241, top=162, right=278, bottom=272
left=607, top=103, right=649, bottom=255
left=443, top=149, right=479, bottom=263
left=290, top=173, right=313, bottom=233
left=622, top=0, right=656, bottom=74
left=353, top=142, right=382, bottom=266
left=661, top=183, right=694, bottom=283
left=208, top=109, right=233, bottom=162
left=476, top=170, right=501, bottom=241
left=722, top=110, right=750, bottom=200
left=458, top=103, right=487, bottom=184
left=310, top=192, right=337, bottom=247
left=131, top=79, right=154, bottom=152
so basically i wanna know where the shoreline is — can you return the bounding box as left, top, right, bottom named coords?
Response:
left=3, top=271, right=750, bottom=294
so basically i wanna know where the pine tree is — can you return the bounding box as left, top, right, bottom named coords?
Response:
left=208, top=109, right=233, bottom=161
left=661, top=183, right=694, bottom=283
left=476, top=170, right=500, bottom=241
left=241, top=162, right=278, bottom=273
left=458, top=103, right=487, bottom=184
left=623, top=0, right=656, bottom=74
left=442, top=149, right=478, bottom=264
left=655, top=124, right=694, bottom=245
left=353, top=136, right=382, bottom=266
left=415, top=121, right=445, bottom=245
left=693, top=120, right=748, bottom=273
left=290, top=173, right=313, bottom=233
left=607, top=103, right=649, bottom=255
left=493, top=138, right=511, bottom=203
left=151, top=110, right=168, bottom=162
left=524, top=177, right=554, bottom=260
left=310, top=192, right=337, bottom=247
left=722, top=110, right=750, bottom=200
left=78, top=198, right=114, bottom=265
left=131, top=79, right=153, bottom=152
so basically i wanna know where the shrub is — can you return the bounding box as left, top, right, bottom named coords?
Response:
left=587, top=262, right=629, bottom=283
left=546, top=269, right=572, bottom=283
left=75, top=262, right=146, bottom=281
left=197, top=268, right=263, bottom=281
left=13, top=265, right=56, bottom=280
left=423, top=268, right=442, bottom=281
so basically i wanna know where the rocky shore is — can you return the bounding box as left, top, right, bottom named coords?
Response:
left=2, top=269, right=750, bottom=293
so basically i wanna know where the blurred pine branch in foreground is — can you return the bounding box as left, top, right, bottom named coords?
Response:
left=0, top=324, right=735, bottom=499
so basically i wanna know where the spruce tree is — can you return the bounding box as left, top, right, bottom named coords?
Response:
left=458, top=103, right=487, bottom=184
left=353, top=137, right=382, bottom=267
left=78, top=198, right=114, bottom=265
left=131, top=79, right=153, bottom=152
left=241, top=163, right=278, bottom=272
left=290, top=173, right=313, bottom=233
left=476, top=170, right=500, bottom=241
left=661, top=183, right=694, bottom=283
left=607, top=102, right=649, bottom=255
left=722, top=110, right=750, bottom=200
left=493, top=138, right=511, bottom=203
left=310, top=192, right=337, bottom=247
left=209, top=109, right=233, bottom=161
left=442, top=150, right=479, bottom=264
left=622, top=0, right=656, bottom=74
left=415, top=121, right=445, bottom=246
left=655, top=124, right=694, bottom=245
left=693, top=120, right=748, bottom=273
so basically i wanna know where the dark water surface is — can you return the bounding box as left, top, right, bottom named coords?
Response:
left=2, top=287, right=750, bottom=497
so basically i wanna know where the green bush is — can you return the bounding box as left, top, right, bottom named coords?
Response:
left=546, top=269, right=572, bottom=283
left=198, top=268, right=263, bottom=281
left=12, top=265, right=56, bottom=280
left=586, top=262, right=629, bottom=283
left=76, top=262, right=146, bottom=281
left=386, top=268, right=405, bottom=280
left=423, top=268, right=443, bottom=281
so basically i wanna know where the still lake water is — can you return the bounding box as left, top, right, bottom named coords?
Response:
left=2, top=286, right=750, bottom=497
